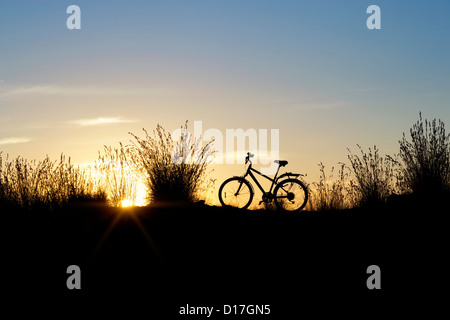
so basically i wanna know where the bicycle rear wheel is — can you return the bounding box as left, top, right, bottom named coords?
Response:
left=274, top=178, right=308, bottom=212
left=218, top=177, right=253, bottom=209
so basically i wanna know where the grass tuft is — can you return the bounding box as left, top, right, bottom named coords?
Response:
left=0, top=152, right=106, bottom=211
left=96, top=143, right=137, bottom=207
left=347, top=145, right=397, bottom=207
left=307, top=162, right=357, bottom=211
left=128, top=121, right=214, bottom=204
left=398, top=112, right=450, bottom=195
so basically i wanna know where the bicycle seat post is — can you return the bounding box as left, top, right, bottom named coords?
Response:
left=274, top=163, right=282, bottom=180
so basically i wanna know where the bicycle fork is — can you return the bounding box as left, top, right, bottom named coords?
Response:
left=234, top=180, right=245, bottom=196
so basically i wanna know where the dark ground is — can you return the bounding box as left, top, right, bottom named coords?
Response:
left=2, top=198, right=447, bottom=317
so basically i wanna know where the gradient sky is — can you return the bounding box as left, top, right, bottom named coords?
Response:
left=1, top=1, right=450, bottom=204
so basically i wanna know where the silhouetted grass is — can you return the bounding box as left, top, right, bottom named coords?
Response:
left=347, top=145, right=398, bottom=207
left=96, top=143, right=137, bottom=207
left=307, top=162, right=357, bottom=211
left=129, top=122, right=214, bottom=204
left=2, top=113, right=448, bottom=213
left=0, top=152, right=106, bottom=211
left=398, top=113, right=450, bottom=195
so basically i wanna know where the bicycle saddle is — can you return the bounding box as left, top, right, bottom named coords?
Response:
left=274, top=160, right=288, bottom=167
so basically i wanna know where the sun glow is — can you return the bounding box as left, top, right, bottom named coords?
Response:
left=135, top=181, right=148, bottom=206
left=121, top=199, right=134, bottom=207
left=118, top=182, right=147, bottom=208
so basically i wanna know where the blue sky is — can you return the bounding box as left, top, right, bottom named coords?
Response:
left=1, top=0, right=450, bottom=202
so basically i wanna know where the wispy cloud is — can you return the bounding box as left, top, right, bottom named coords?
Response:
left=0, top=137, right=31, bottom=145
left=0, top=85, right=155, bottom=98
left=71, top=117, right=138, bottom=127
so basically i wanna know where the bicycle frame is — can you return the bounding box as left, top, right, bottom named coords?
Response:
left=241, top=163, right=281, bottom=195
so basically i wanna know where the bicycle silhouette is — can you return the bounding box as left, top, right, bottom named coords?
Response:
left=219, top=152, right=308, bottom=212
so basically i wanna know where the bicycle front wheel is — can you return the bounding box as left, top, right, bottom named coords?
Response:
left=218, top=177, right=254, bottom=209
left=274, top=178, right=308, bottom=212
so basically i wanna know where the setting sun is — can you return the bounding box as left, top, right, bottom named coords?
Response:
left=121, top=199, right=134, bottom=207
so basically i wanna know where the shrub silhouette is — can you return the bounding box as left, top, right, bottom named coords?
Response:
left=398, top=113, right=450, bottom=195
left=347, top=145, right=397, bottom=207
left=129, top=122, right=213, bottom=204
